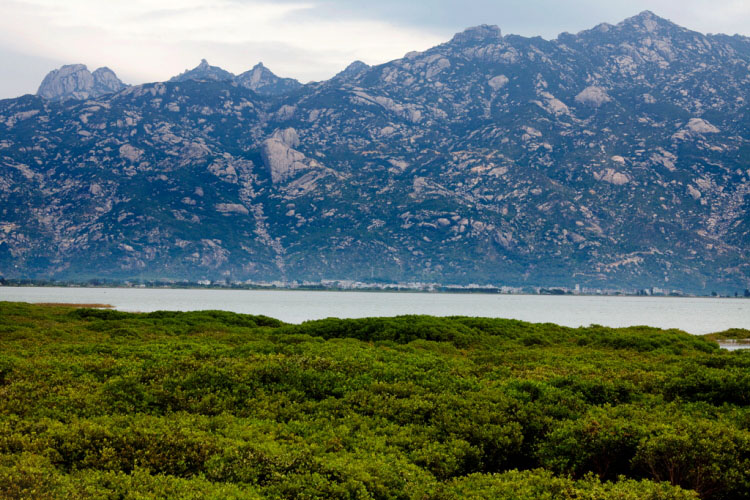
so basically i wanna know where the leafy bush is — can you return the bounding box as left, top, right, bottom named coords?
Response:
left=430, top=469, right=699, bottom=499
left=537, top=406, right=647, bottom=479
left=664, top=364, right=750, bottom=405
left=633, top=418, right=750, bottom=500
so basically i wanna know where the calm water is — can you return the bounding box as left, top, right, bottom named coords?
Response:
left=1, top=286, right=749, bottom=336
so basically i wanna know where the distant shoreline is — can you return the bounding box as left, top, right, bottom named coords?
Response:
left=1, top=283, right=748, bottom=299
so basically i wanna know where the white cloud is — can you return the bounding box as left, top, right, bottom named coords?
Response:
left=2, top=0, right=750, bottom=98
left=0, top=0, right=444, bottom=90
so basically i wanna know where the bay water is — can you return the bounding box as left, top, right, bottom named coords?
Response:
left=2, top=286, right=749, bottom=336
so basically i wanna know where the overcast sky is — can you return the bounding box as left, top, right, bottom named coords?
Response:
left=2, top=0, right=750, bottom=99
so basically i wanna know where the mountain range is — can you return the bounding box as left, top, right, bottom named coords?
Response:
left=1, top=11, right=749, bottom=293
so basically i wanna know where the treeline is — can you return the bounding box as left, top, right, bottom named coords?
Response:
left=0, top=302, right=749, bottom=499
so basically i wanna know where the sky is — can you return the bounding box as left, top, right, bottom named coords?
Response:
left=2, top=0, right=750, bottom=99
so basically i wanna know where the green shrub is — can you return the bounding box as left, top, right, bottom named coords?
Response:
left=430, top=469, right=699, bottom=499
left=633, top=419, right=750, bottom=500
left=664, top=364, right=750, bottom=405
left=537, top=406, right=646, bottom=479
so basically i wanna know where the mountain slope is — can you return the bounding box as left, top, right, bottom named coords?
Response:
left=2, top=11, right=749, bottom=292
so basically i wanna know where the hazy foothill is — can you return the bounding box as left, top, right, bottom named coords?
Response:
left=1, top=6, right=750, bottom=500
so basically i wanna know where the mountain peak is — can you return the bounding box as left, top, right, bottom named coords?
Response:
left=235, top=63, right=302, bottom=96
left=59, top=63, right=88, bottom=73
left=334, top=60, right=370, bottom=81
left=619, top=10, right=677, bottom=32
left=170, top=60, right=234, bottom=83
left=345, top=60, right=368, bottom=70
left=237, top=63, right=272, bottom=85
left=450, top=24, right=502, bottom=45
left=37, top=64, right=126, bottom=101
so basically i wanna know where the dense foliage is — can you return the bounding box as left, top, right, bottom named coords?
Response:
left=1, top=301, right=749, bottom=499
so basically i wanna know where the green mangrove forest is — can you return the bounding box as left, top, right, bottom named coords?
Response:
left=1, top=301, right=749, bottom=499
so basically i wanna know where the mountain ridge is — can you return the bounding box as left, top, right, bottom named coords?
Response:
left=3, top=11, right=750, bottom=293
left=37, top=58, right=304, bottom=100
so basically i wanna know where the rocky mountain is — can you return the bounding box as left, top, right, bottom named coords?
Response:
left=3, top=11, right=750, bottom=293
left=38, top=59, right=302, bottom=102
left=36, top=64, right=127, bottom=101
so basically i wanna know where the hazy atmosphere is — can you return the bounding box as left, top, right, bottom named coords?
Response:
left=2, top=0, right=750, bottom=99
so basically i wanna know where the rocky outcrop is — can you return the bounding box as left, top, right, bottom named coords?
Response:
left=488, top=75, right=509, bottom=90
left=261, top=128, right=310, bottom=184
left=575, top=86, right=611, bottom=107
left=449, top=24, right=502, bottom=45
left=92, top=68, right=125, bottom=94
left=37, top=64, right=127, bottom=101
left=169, top=59, right=234, bottom=83
left=235, top=63, right=302, bottom=96
left=333, top=61, right=370, bottom=82
left=686, top=118, right=720, bottom=134
left=594, top=168, right=630, bottom=185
